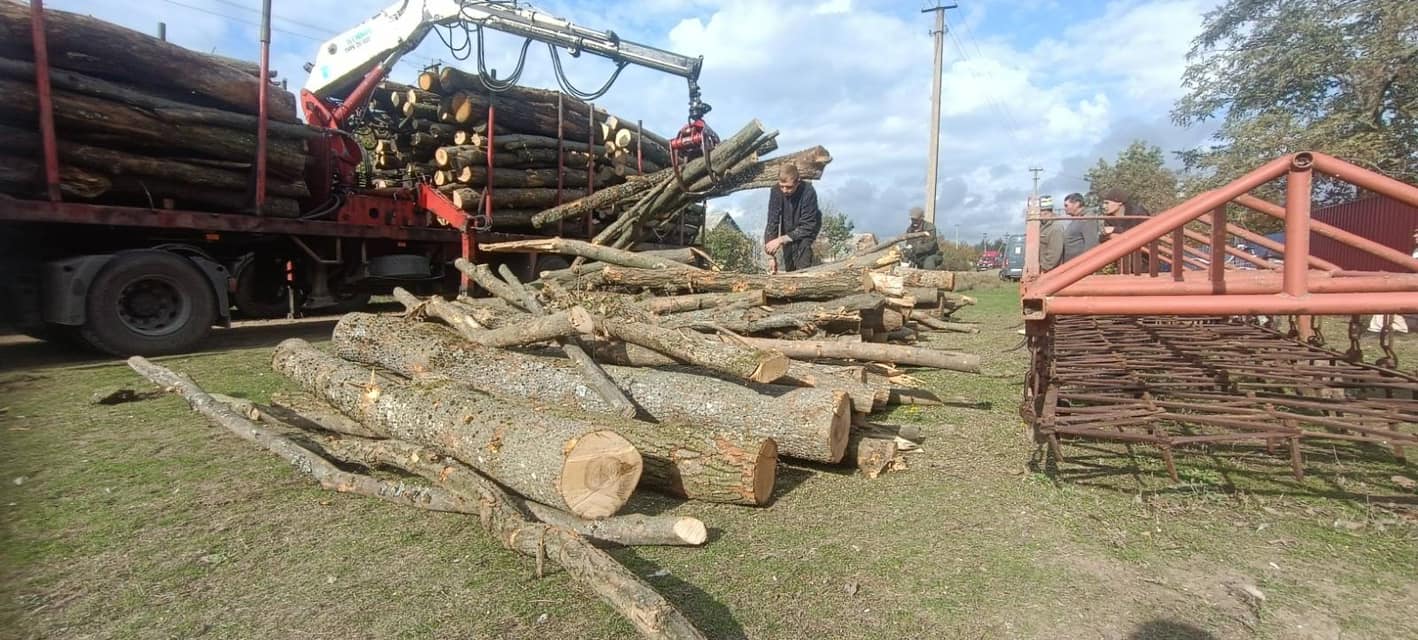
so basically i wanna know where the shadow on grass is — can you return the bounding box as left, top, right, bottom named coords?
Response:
left=611, top=549, right=747, bottom=640
left=1039, top=441, right=1418, bottom=505
left=1129, top=619, right=1217, bottom=640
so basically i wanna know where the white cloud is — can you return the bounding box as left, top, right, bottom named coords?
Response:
left=46, top=0, right=1216, bottom=240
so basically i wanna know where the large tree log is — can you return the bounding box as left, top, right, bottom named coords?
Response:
left=593, top=316, right=790, bottom=384
left=599, top=265, right=870, bottom=301
left=0, top=124, right=309, bottom=198
left=726, top=336, right=982, bottom=373
left=319, top=435, right=707, bottom=547
left=105, top=176, right=301, bottom=218
left=126, top=357, right=471, bottom=513
left=0, top=154, right=110, bottom=198
left=896, top=267, right=956, bottom=290
left=0, top=4, right=297, bottom=121
left=481, top=237, right=696, bottom=271
left=494, top=265, right=639, bottom=419
left=278, top=337, right=774, bottom=505
left=335, top=313, right=849, bottom=463
left=0, top=78, right=307, bottom=178
left=453, top=164, right=616, bottom=189
left=271, top=339, right=642, bottom=519
left=645, top=290, right=767, bottom=314
left=572, top=336, right=882, bottom=414
left=0, top=58, right=320, bottom=140
left=436, top=145, right=596, bottom=171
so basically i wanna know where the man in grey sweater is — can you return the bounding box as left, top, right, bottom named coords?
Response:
left=1060, top=192, right=1100, bottom=263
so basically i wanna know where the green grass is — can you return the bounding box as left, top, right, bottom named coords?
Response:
left=2, top=292, right=1416, bottom=639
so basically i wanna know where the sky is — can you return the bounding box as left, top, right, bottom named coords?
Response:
left=46, top=0, right=1223, bottom=242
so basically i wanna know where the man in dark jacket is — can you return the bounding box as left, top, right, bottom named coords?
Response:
left=764, top=164, right=822, bottom=272
left=1060, top=192, right=1100, bottom=263
left=903, top=206, right=944, bottom=269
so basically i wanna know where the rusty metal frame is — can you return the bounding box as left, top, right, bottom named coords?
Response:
left=1022, top=152, right=1418, bottom=318
left=1020, top=153, right=1418, bottom=482
left=1028, top=315, right=1417, bottom=482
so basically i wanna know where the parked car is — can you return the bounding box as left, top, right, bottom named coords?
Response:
left=1000, top=235, right=1025, bottom=281
left=976, top=250, right=1002, bottom=270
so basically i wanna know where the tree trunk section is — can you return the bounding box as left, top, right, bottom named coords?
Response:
left=598, top=265, right=870, bottom=301
left=595, top=317, right=790, bottom=384
left=847, top=431, right=899, bottom=478
left=335, top=313, right=849, bottom=463
left=0, top=78, right=307, bottom=178
left=0, top=124, right=309, bottom=198
left=0, top=3, right=298, bottom=121
left=270, top=339, right=641, bottom=519
left=645, top=290, right=767, bottom=314
left=726, top=336, right=982, bottom=373
left=320, top=434, right=707, bottom=547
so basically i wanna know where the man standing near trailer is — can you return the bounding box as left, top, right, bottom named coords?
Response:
left=1037, top=195, right=1064, bottom=272
left=764, top=164, right=822, bottom=272
left=1061, top=192, right=1100, bottom=263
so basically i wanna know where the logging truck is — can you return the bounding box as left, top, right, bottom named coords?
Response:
left=0, top=0, right=712, bottom=356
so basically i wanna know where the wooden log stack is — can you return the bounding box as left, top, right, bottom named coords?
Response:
left=0, top=3, right=314, bottom=218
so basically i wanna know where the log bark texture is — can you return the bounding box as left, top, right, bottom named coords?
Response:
left=271, top=339, right=642, bottom=519
left=594, top=317, right=790, bottom=384
left=728, top=336, right=982, bottom=373
left=598, top=265, right=870, bottom=301
left=320, top=435, right=708, bottom=547
left=335, top=313, right=849, bottom=463
left=0, top=3, right=298, bottom=120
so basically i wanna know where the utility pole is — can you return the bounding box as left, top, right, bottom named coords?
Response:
left=1028, top=166, right=1043, bottom=199
left=922, top=2, right=957, bottom=225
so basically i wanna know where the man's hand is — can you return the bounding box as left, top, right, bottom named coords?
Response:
left=764, top=235, right=790, bottom=255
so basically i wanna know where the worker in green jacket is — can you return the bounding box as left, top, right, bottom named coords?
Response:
left=902, top=207, right=944, bottom=270
left=1037, top=195, right=1064, bottom=273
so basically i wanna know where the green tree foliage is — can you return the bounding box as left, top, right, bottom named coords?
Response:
left=937, top=240, right=981, bottom=271
left=1173, top=0, right=1417, bottom=200
left=817, top=207, right=856, bottom=262
left=702, top=225, right=762, bottom=274
left=1085, top=140, right=1181, bottom=213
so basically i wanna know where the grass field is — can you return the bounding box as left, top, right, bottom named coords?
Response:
left=2, top=286, right=1416, bottom=640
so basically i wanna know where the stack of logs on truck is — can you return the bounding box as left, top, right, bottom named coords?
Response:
left=0, top=1, right=832, bottom=357
left=129, top=231, right=983, bottom=639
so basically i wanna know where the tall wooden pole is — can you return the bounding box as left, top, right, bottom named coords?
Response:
left=922, top=3, right=956, bottom=225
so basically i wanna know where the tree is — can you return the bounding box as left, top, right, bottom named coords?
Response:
left=815, top=206, right=855, bottom=262
left=937, top=240, right=981, bottom=272
left=1085, top=141, right=1182, bottom=214
left=1173, top=0, right=1417, bottom=203
left=702, top=225, right=762, bottom=274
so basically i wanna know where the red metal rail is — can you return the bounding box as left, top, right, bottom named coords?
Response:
left=1022, top=152, right=1418, bottom=318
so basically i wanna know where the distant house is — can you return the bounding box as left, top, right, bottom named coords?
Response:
left=697, top=211, right=749, bottom=243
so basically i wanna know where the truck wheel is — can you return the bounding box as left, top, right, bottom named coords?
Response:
left=78, top=251, right=216, bottom=356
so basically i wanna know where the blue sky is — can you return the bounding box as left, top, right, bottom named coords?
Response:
left=48, top=0, right=1221, bottom=241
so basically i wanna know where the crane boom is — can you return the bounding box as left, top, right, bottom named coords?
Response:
left=303, top=0, right=703, bottom=109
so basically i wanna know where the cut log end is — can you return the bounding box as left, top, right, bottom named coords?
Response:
left=673, top=518, right=709, bottom=546
left=561, top=430, right=642, bottom=520
left=752, top=438, right=779, bottom=506
left=749, top=352, right=791, bottom=384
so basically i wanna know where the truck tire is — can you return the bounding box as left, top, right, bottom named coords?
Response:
left=78, top=251, right=216, bottom=356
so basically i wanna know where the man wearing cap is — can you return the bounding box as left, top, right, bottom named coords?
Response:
left=902, top=207, right=944, bottom=269
left=764, top=164, right=822, bottom=272
left=1037, top=195, right=1064, bottom=272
